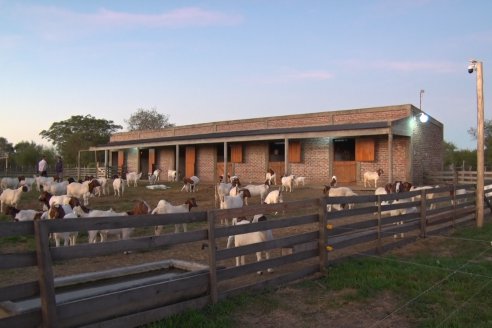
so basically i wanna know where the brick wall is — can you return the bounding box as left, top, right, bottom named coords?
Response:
left=233, top=143, right=268, bottom=183
left=411, top=119, right=443, bottom=185
left=196, top=145, right=215, bottom=182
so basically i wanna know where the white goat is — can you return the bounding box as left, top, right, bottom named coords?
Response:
left=0, top=186, right=28, bottom=213
left=221, top=189, right=251, bottom=225
left=113, top=177, right=124, bottom=197
left=126, top=172, right=142, bottom=187
left=323, top=186, right=357, bottom=211
left=72, top=206, right=131, bottom=243
left=293, top=176, right=306, bottom=188
left=35, top=176, right=54, bottom=191
left=181, top=176, right=200, bottom=192
left=1, top=177, right=20, bottom=190
left=168, top=170, right=177, bottom=182
left=43, top=180, right=69, bottom=196
left=148, top=169, right=162, bottom=185
left=226, top=214, right=274, bottom=274
left=281, top=175, right=295, bottom=192
left=96, top=177, right=109, bottom=196
left=19, top=177, right=36, bottom=191
left=363, top=169, right=384, bottom=188
left=244, top=180, right=270, bottom=203
left=264, top=189, right=283, bottom=205
left=46, top=205, right=79, bottom=247
left=152, top=198, right=198, bottom=234
left=66, top=180, right=100, bottom=206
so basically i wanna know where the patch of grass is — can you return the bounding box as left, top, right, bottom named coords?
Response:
left=147, top=223, right=492, bottom=327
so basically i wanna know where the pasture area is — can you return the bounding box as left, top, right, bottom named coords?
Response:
left=0, top=178, right=486, bottom=327
left=0, top=179, right=331, bottom=286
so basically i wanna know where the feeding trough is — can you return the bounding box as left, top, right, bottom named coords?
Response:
left=1, top=259, right=209, bottom=326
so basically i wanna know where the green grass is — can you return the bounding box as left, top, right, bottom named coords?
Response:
left=146, top=222, right=492, bottom=328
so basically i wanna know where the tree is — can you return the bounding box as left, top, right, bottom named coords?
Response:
left=0, top=137, right=14, bottom=156
left=124, top=108, right=174, bottom=131
left=10, top=141, right=56, bottom=171
left=40, top=115, right=122, bottom=165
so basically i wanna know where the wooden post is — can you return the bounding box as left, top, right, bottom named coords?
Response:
left=475, top=61, right=485, bottom=228
left=207, top=210, right=218, bottom=304
left=318, top=198, right=328, bottom=272
left=377, top=195, right=382, bottom=254
left=452, top=184, right=456, bottom=228
left=419, top=189, right=427, bottom=238
left=34, top=220, right=58, bottom=328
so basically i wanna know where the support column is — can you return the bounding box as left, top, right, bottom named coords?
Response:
left=284, top=138, right=289, bottom=175
left=223, top=142, right=228, bottom=179
left=175, top=145, right=180, bottom=180
left=388, top=132, right=393, bottom=183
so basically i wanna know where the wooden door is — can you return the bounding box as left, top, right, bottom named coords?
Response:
left=333, top=161, right=356, bottom=183
left=185, top=146, right=196, bottom=178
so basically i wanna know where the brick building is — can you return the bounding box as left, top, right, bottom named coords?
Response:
left=91, top=104, right=443, bottom=186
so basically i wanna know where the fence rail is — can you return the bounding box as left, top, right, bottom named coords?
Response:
left=0, top=184, right=488, bottom=327
left=424, top=170, right=492, bottom=184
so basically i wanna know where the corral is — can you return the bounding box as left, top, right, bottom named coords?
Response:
left=0, top=178, right=486, bottom=327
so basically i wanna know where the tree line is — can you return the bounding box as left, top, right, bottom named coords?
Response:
left=0, top=108, right=173, bottom=171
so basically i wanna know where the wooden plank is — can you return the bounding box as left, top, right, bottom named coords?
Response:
left=215, top=214, right=317, bottom=238
left=318, top=197, right=327, bottom=271
left=34, top=220, right=58, bottom=328
left=0, top=221, right=34, bottom=237
left=216, top=231, right=318, bottom=261
left=219, top=264, right=320, bottom=301
left=51, top=229, right=208, bottom=262
left=56, top=272, right=209, bottom=327
left=0, top=280, right=39, bottom=302
left=217, top=249, right=318, bottom=281
left=0, top=252, right=37, bottom=269
left=45, top=212, right=208, bottom=233
left=79, top=295, right=210, bottom=328
left=0, top=309, right=41, bottom=328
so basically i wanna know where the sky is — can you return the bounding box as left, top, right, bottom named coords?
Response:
left=0, top=0, right=491, bottom=150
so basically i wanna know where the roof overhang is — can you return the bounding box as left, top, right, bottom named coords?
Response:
left=90, top=120, right=406, bottom=151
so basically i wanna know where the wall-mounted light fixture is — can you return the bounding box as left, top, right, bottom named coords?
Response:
left=417, top=112, right=429, bottom=123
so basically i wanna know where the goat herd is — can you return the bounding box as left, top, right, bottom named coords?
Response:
left=0, top=168, right=479, bottom=270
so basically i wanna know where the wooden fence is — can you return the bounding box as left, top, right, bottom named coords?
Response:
left=0, top=184, right=488, bottom=327
left=424, top=170, right=492, bottom=185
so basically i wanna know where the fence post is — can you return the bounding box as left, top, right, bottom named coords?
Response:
left=419, top=189, right=427, bottom=238
left=452, top=184, right=456, bottom=228
left=318, top=197, right=328, bottom=272
left=34, top=220, right=58, bottom=328
left=377, top=195, right=382, bottom=254
left=207, top=210, right=218, bottom=304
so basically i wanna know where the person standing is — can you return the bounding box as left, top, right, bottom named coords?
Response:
left=38, top=156, right=48, bottom=177
left=55, top=156, right=64, bottom=182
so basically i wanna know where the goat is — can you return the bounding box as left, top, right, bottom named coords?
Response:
left=19, top=177, right=36, bottom=191
left=226, top=214, right=274, bottom=274
left=221, top=188, right=251, bottom=225
left=363, top=169, right=384, bottom=188
left=229, top=186, right=252, bottom=205
left=0, top=186, right=28, bottom=213
left=66, top=180, right=100, bottom=206
left=167, top=170, right=177, bottom=182
left=148, top=169, right=162, bottom=185
left=244, top=180, right=270, bottom=203
left=152, top=198, right=198, bottom=234
left=264, top=188, right=283, bottom=205
left=323, top=186, right=357, bottom=211
left=72, top=206, right=131, bottom=243
left=181, top=176, right=200, bottom=192
left=43, top=180, right=69, bottom=196
left=293, top=176, right=306, bottom=188
left=95, top=177, right=109, bottom=196
left=34, top=175, right=54, bottom=192
left=4, top=206, right=44, bottom=222
left=1, top=177, right=19, bottom=190
left=113, top=177, right=125, bottom=197
left=330, top=175, right=337, bottom=187
left=281, top=174, right=296, bottom=192
left=266, top=169, right=276, bottom=185
left=126, top=172, right=143, bottom=187
left=47, top=204, right=78, bottom=247
left=127, top=200, right=152, bottom=216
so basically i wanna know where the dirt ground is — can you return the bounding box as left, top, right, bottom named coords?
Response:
left=1, top=180, right=429, bottom=327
